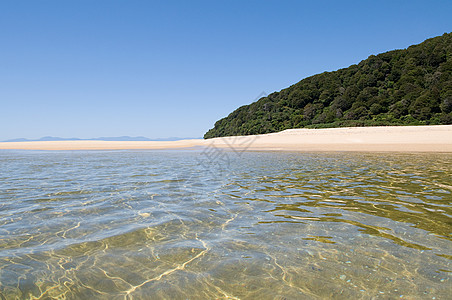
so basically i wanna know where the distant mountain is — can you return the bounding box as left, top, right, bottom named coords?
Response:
left=2, top=136, right=201, bottom=142
left=2, top=138, right=31, bottom=142
left=2, top=136, right=81, bottom=142
left=39, top=136, right=82, bottom=141
left=205, top=32, right=452, bottom=138
left=95, top=136, right=152, bottom=141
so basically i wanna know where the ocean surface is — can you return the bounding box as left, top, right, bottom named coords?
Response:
left=0, top=149, right=451, bottom=299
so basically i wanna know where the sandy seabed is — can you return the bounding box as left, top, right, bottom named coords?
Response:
left=1, top=125, right=451, bottom=152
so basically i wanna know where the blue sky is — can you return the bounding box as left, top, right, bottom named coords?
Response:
left=1, top=0, right=451, bottom=140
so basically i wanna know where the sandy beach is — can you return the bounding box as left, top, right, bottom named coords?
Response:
left=1, top=125, right=451, bottom=152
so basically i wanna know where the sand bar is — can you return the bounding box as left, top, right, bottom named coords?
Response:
left=1, top=125, right=451, bottom=152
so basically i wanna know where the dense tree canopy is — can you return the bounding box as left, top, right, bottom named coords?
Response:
left=204, top=33, right=452, bottom=139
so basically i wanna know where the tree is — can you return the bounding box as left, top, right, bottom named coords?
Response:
left=204, top=33, right=452, bottom=138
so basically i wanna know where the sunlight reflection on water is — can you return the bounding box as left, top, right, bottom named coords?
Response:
left=0, top=150, right=450, bottom=299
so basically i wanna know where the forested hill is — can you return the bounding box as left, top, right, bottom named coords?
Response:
left=204, top=33, right=452, bottom=139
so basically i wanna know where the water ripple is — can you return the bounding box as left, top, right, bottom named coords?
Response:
left=0, top=150, right=450, bottom=299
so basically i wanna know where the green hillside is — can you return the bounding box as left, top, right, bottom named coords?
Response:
left=204, top=33, right=452, bottom=139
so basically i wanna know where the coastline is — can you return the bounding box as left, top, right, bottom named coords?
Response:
left=1, top=125, right=452, bottom=152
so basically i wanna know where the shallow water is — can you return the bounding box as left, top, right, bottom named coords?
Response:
left=0, top=150, right=451, bottom=299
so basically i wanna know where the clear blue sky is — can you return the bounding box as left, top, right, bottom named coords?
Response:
left=1, top=0, right=451, bottom=140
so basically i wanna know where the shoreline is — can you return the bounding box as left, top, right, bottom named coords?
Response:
left=1, top=125, right=452, bottom=152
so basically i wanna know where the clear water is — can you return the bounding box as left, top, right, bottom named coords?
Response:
left=0, top=150, right=450, bottom=299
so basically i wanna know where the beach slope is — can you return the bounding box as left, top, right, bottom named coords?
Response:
left=1, top=125, right=451, bottom=152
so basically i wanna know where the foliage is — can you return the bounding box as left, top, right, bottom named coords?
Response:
left=204, top=33, right=452, bottom=138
